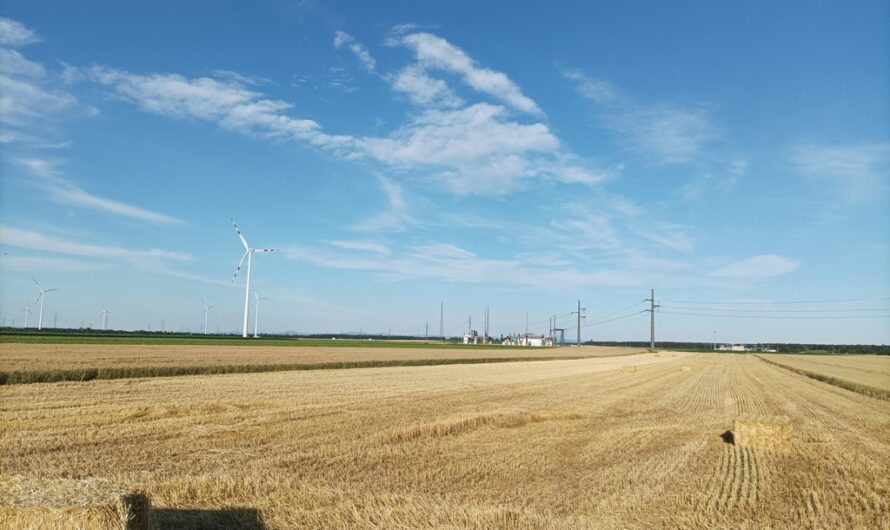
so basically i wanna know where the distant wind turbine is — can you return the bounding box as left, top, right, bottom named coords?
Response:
left=252, top=289, right=269, bottom=338
left=231, top=219, right=278, bottom=338
left=33, top=277, right=58, bottom=331
left=201, top=299, right=214, bottom=335
left=20, top=304, right=31, bottom=328
left=101, top=306, right=110, bottom=331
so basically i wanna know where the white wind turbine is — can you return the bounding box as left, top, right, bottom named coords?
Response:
left=20, top=304, right=32, bottom=328
left=33, top=277, right=58, bottom=331
left=100, top=306, right=110, bottom=331
left=231, top=219, right=278, bottom=338
left=252, top=289, right=269, bottom=338
left=201, top=299, right=214, bottom=335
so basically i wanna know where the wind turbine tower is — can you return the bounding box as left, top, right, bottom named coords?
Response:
left=201, top=299, right=214, bottom=335
left=231, top=219, right=278, bottom=338
left=21, top=305, right=31, bottom=328
left=33, top=277, right=58, bottom=331
left=252, top=289, right=268, bottom=338
left=101, top=306, right=110, bottom=331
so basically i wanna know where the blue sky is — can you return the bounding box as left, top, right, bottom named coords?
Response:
left=1, top=1, right=888, bottom=343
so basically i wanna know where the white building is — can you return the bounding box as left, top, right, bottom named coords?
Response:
left=519, top=333, right=551, bottom=347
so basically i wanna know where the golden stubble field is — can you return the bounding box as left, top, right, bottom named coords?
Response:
left=1, top=351, right=888, bottom=529
left=0, top=343, right=645, bottom=371
left=766, top=354, right=890, bottom=393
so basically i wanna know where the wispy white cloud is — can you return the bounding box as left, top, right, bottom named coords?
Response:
left=330, top=239, right=391, bottom=256
left=0, top=52, right=86, bottom=130
left=391, top=65, right=463, bottom=108
left=549, top=214, right=621, bottom=250
left=791, top=142, right=890, bottom=201
left=0, top=22, right=94, bottom=144
left=76, top=35, right=607, bottom=196
left=563, top=68, right=719, bottom=164
left=0, top=254, right=106, bottom=272
left=680, top=155, right=747, bottom=201
left=394, top=32, right=541, bottom=115
left=0, top=48, right=45, bottom=77
left=635, top=223, right=694, bottom=253
left=208, top=69, right=272, bottom=87
left=333, top=31, right=377, bottom=72
left=284, top=239, right=645, bottom=290
left=709, top=255, right=799, bottom=280
left=17, top=158, right=182, bottom=224
left=0, top=226, right=192, bottom=263
left=0, top=17, right=40, bottom=46
left=83, top=66, right=353, bottom=150
left=357, top=103, right=558, bottom=194
left=350, top=176, right=415, bottom=231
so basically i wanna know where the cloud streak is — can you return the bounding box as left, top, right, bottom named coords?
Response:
left=334, top=31, right=377, bottom=72
left=17, top=158, right=182, bottom=224
left=791, top=142, right=890, bottom=201
left=563, top=69, right=718, bottom=164
left=394, top=32, right=541, bottom=115
left=0, top=17, right=40, bottom=46
left=710, top=255, right=799, bottom=280
left=0, top=226, right=191, bottom=263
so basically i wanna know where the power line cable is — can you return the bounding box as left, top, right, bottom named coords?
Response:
left=662, top=296, right=890, bottom=305
left=659, top=310, right=890, bottom=320
left=659, top=306, right=890, bottom=313
left=583, top=310, right=646, bottom=327
left=586, top=300, right=647, bottom=322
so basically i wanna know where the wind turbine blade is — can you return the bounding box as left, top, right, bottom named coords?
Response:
left=46, top=288, right=58, bottom=293
left=257, top=248, right=279, bottom=253
left=232, top=251, right=249, bottom=283
left=32, top=276, right=40, bottom=288
left=231, top=219, right=249, bottom=250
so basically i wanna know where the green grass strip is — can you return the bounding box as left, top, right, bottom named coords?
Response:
left=0, top=356, right=587, bottom=385
left=755, top=354, right=890, bottom=401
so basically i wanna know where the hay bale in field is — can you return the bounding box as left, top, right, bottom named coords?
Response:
left=621, top=365, right=637, bottom=373
left=681, top=366, right=692, bottom=372
left=733, top=415, right=792, bottom=449
left=0, top=477, right=154, bottom=530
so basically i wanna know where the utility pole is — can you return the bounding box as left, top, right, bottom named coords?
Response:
left=572, top=300, right=586, bottom=347
left=644, top=289, right=660, bottom=351
left=439, top=302, right=444, bottom=341
left=713, top=329, right=717, bottom=351
left=525, top=311, right=528, bottom=338
left=484, top=306, right=489, bottom=344
left=425, top=321, right=429, bottom=342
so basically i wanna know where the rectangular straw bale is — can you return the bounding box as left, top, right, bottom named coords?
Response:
left=733, top=415, right=792, bottom=449
left=681, top=366, right=692, bottom=372
left=0, top=477, right=154, bottom=530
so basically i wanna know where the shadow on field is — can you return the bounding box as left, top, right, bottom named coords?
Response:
left=154, top=507, right=266, bottom=529
left=720, top=430, right=735, bottom=444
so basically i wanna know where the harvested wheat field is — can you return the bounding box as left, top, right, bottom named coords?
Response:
left=0, top=343, right=644, bottom=372
left=761, top=354, right=890, bottom=397
left=2, top=352, right=888, bottom=529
